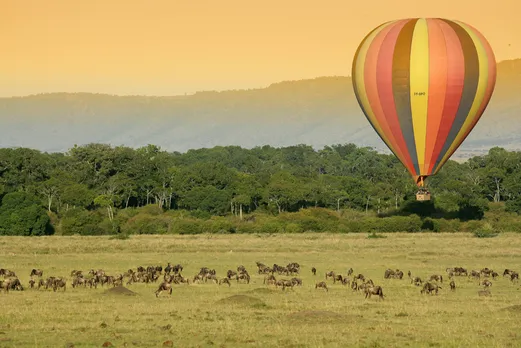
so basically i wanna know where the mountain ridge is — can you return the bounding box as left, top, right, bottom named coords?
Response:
left=1, top=59, right=520, bottom=158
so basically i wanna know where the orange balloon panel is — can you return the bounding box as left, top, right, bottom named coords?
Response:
left=352, top=18, right=496, bottom=185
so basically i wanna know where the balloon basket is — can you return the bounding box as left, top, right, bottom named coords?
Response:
left=416, top=189, right=431, bottom=201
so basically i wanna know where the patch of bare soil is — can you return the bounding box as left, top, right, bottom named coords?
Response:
left=103, top=286, right=137, bottom=296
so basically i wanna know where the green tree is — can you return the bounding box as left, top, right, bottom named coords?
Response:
left=0, top=192, right=52, bottom=236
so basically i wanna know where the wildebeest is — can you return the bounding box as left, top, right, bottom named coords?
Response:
left=291, top=278, right=303, bottom=286
left=325, top=271, right=336, bottom=280
left=511, top=272, right=519, bottom=283
left=448, top=267, right=467, bottom=276
left=429, top=274, right=443, bottom=283
left=227, top=270, right=237, bottom=279
left=236, top=273, right=250, bottom=284
left=1, top=278, right=23, bottom=292
left=264, top=274, right=276, bottom=285
left=384, top=269, right=404, bottom=279
left=411, top=276, right=423, bottom=286
left=155, top=281, right=172, bottom=297
left=480, top=279, right=493, bottom=289
left=219, top=278, right=231, bottom=287
left=53, top=279, right=66, bottom=292
left=0, top=269, right=16, bottom=277
left=311, top=267, right=317, bottom=276
left=347, top=268, right=354, bottom=277
left=364, top=285, right=385, bottom=300
left=421, top=282, right=441, bottom=295
left=450, top=280, right=456, bottom=291
left=480, top=268, right=494, bottom=277
left=354, top=273, right=365, bottom=282
left=315, top=281, right=328, bottom=292
left=469, top=270, right=481, bottom=280
left=30, top=269, right=43, bottom=277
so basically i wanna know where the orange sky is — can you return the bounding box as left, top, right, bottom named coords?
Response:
left=3, top=0, right=519, bottom=97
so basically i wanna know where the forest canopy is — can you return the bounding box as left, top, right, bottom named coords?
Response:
left=1, top=143, right=520, bottom=236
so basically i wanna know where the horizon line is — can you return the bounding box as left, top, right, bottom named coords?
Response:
left=3, top=57, right=520, bottom=99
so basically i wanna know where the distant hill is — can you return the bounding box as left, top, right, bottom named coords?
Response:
left=1, top=59, right=520, bottom=158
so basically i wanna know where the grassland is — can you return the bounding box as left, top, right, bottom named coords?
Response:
left=1, top=233, right=521, bottom=348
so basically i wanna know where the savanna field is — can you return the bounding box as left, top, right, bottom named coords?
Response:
left=1, top=233, right=521, bottom=348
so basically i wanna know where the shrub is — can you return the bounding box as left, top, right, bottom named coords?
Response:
left=421, top=218, right=439, bottom=232
left=472, top=222, right=500, bottom=238
left=171, top=219, right=204, bottom=235
left=202, top=217, right=236, bottom=234
left=436, top=219, right=462, bottom=232
left=121, top=213, right=170, bottom=235
left=284, top=223, right=303, bottom=233
left=61, top=208, right=105, bottom=236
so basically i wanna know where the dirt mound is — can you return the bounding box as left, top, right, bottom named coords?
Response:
left=103, top=286, right=137, bottom=296
left=216, top=295, right=266, bottom=307
left=501, top=304, right=521, bottom=312
left=287, top=310, right=350, bottom=323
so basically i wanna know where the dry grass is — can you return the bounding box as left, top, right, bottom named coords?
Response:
left=1, top=232, right=521, bottom=348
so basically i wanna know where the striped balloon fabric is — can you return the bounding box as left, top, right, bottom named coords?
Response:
left=352, top=18, right=496, bottom=186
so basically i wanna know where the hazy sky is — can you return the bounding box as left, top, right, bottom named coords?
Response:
left=3, top=0, right=519, bottom=97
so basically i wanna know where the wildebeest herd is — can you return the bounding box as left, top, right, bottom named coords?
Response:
left=0, top=263, right=519, bottom=300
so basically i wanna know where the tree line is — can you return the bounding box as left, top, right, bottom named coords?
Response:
left=1, top=143, right=520, bottom=236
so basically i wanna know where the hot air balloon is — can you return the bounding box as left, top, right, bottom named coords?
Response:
left=352, top=18, right=496, bottom=201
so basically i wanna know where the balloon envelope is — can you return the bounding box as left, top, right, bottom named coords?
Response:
left=352, top=18, right=496, bottom=186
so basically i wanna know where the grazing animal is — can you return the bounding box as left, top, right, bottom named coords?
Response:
left=407, top=270, right=411, bottom=279
left=411, top=276, right=423, bottom=286
left=218, top=278, right=231, bottom=287
left=291, top=278, right=302, bottom=287
left=30, top=269, right=43, bottom=277
left=333, top=274, right=343, bottom=284
left=264, top=274, right=276, bottom=285
left=421, top=282, right=441, bottom=295
left=364, top=285, right=385, bottom=300
left=347, top=268, right=354, bottom=277
left=275, top=279, right=292, bottom=291
left=311, top=267, right=317, bottom=276
left=354, top=273, right=365, bottom=282
left=236, top=273, right=250, bottom=284
left=325, top=271, right=336, bottom=280
left=450, top=280, right=456, bottom=291
left=155, top=282, right=172, bottom=297
left=480, top=279, right=493, bottom=289
left=429, top=274, right=443, bottom=283
left=315, top=281, right=328, bottom=292
left=53, top=279, right=66, bottom=292
left=511, top=272, right=519, bottom=283
left=469, top=270, right=481, bottom=280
